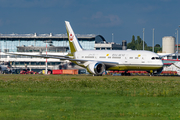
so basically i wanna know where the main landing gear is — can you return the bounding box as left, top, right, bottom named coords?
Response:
left=121, top=71, right=131, bottom=76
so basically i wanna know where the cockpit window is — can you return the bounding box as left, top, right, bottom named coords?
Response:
left=156, top=57, right=160, bottom=59
left=151, top=57, right=160, bottom=60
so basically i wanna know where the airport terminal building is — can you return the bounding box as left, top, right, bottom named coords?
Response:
left=0, top=33, right=97, bottom=53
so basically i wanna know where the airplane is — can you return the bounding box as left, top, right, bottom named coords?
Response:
left=6, top=21, right=168, bottom=76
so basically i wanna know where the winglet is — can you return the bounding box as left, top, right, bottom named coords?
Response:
left=65, top=21, right=83, bottom=53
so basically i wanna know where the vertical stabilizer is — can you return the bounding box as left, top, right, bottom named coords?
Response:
left=65, top=21, right=83, bottom=53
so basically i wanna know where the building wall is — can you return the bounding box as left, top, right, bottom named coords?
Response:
left=94, top=42, right=122, bottom=50
left=0, top=40, right=95, bottom=52
left=162, top=36, right=175, bottom=53
left=0, top=34, right=96, bottom=52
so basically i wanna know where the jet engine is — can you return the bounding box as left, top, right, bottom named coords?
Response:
left=87, top=62, right=105, bottom=75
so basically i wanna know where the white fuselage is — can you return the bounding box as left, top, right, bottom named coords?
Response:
left=74, top=49, right=163, bottom=71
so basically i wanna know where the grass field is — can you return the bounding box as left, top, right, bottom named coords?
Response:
left=0, top=75, right=180, bottom=120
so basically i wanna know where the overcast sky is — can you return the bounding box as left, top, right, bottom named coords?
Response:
left=0, top=0, right=180, bottom=46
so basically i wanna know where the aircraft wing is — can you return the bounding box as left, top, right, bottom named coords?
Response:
left=159, top=52, right=178, bottom=59
left=5, top=52, right=71, bottom=60
left=5, top=52, right=119, bottom=67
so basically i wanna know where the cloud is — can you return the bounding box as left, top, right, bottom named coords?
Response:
left=90, top=12, right=122, bottom=27
left=91, top=12, right=103, bottom=19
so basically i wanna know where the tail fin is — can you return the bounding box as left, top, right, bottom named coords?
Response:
left=65, top=21, right=83, bottom=53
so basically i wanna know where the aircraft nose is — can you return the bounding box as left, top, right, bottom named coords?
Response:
left=160, top=60, right=164, bottom=67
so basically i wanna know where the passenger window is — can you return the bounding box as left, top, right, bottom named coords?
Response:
left=129, top=57, right=133, bottom=59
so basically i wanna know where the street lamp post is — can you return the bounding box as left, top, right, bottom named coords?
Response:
left=177, top=26, right=180, bottom=60
left=177, top=28, right=178, bottom=60
left=46, top=40, right=48, bottom=74
left=152, top=28, right=155, bottom=52
left=143, top=28, right=145, bottom=50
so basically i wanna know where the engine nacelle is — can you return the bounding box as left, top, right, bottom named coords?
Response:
left=87, top=62, right=105, bottom=75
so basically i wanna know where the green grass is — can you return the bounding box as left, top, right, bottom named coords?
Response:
left=0, top=75, right=180, bottom=119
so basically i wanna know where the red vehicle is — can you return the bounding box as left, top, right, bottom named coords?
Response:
left=20, top=69, right=34, bottom=74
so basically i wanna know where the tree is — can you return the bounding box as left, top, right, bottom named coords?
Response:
left=127, top=35, right=136, bottom=50
left=136, top=36, right=148, bottom=50
left=154, top=44, right=162, bottom=53
left=132, top=35, right=135, bottom=44
left=127, top=35, right=150, bottom=51
left=155, top=44, right=160, bottom=47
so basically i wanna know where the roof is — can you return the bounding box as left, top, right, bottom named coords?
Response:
left=0, top=33, right=107, bottom=43
left=0, top=33, right=96, bottom=39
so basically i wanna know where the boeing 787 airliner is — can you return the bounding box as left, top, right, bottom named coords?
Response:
left=7, top=21, right=165, bottom=76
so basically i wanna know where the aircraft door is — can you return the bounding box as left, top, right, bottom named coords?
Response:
left=124, top=54, right=128, bottom=64
left=141, top=55, right=146, bottom=63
